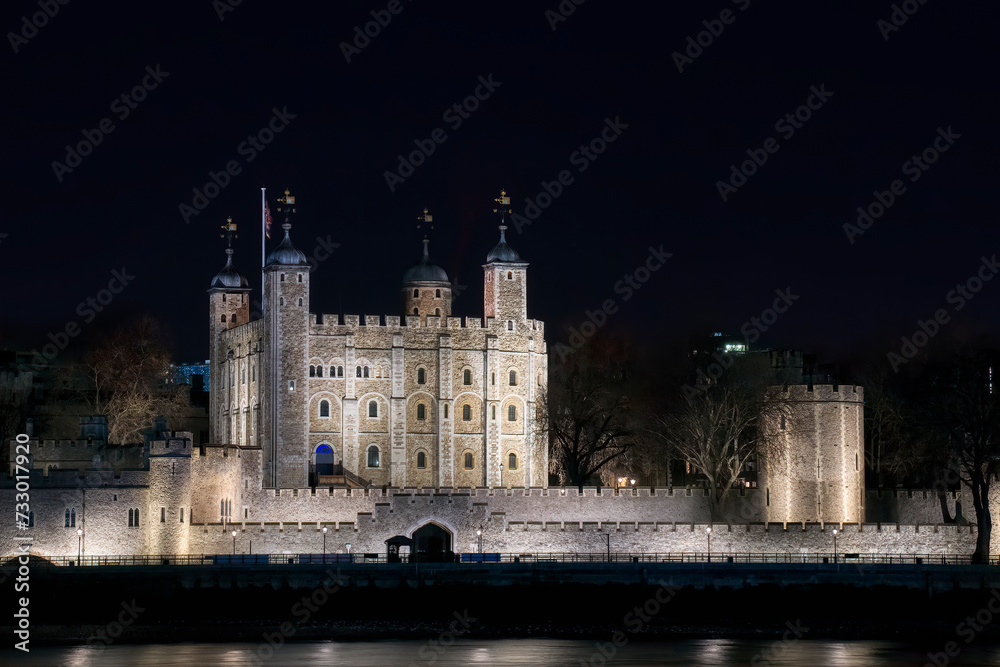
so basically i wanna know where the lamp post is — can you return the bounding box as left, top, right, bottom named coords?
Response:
left=322, top=526, right=328, bottom=560
left=476, top=529, right=482, bottom=554
left=706, top=526, right=712, bottom=563
left=832, top=528, right=838, bottom=570
left=77, top=528, right=83, bottom=566
left=605, top=533, right=610, bottom=562
left=499, top=461, right=504, bottom=488
left=232, top=530, right=237, bottom=555
left=346, top=543, right=352, bottom=561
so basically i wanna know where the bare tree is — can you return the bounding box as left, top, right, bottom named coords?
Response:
left=543, top=334, right=641, bottom=490
left=72, top=316, right=187, bottom=445
left=653, top=363, right=790, bottom=520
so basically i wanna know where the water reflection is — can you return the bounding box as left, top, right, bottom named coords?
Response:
left=5, top=638, right=1000, bottom=667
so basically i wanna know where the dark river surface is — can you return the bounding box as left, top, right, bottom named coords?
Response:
left=4, top=639, right=1000, bottom=667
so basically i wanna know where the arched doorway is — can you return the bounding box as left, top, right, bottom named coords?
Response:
left=315, top=444, right=335, bottom=475
left=412, top=523, right=452, bottom=562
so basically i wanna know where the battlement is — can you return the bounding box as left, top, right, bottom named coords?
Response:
left=307, top=314, right=545, bottom=335
left=774, top=383, right=864, bottom=402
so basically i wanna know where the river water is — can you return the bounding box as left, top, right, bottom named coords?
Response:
left=4, top=639, right=1000, bottom=667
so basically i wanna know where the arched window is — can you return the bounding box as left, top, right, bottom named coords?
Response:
left=329, top=366, right=335, bottom=377
left=491, top=405, right=496, bottom=419
left=435, top=308, right=440, bottom=316
left=507, top=321, right=514, bottom=331
left=279, top=297, right=284, bottom=306
left=368, top=401, right=378, bottom=417
left=507, top=271, right=512, bottom=279
left=133, top=508, right=139, bottom=526
left=417, top=451, right=426, bottom=468
left=443, top=404, right=449, bottom=418
left=464, top=452, right=473, bottom=469
left=508, top=453, right=517, bottom=470
left=364, top=366, right=370, bottom=378
left=417, top=403, right=426, bottom=420
left=375, top=368, right=381, bottom=378
left=435, top=289, right=441, bottom=298
left=316, top=366, right=323, bottom=378
left=232, top=314, right=238, bottom=324
left=309, top=365, right=316, bottom=377
left=252, top=365, right=255, bottom=382
left=128, top=508, right=133, bottom=527
left=413, top=307, right=418, bottom=316
left=70, top=509, right=76, bottom=527
left=320, top=400, right=330, bottom=417
left=367, top=445, right=380, bottom=468
left=297, top=298, right=303, bottom=306
left=508, top=405, right=517, bottom=421
left=463, top=369, right=471, bottom=385
left=509, top=370, right=517, bottom=386
left=417, top=368, right=425, bottom=384
left=462, top=404, right=471, bottom=421
left=65, top=509, right=70, bottom=527
left=356, top=366, right=362, bottom=377
left=413, top=288, right=419, bottom=298
left=221, top=315, right=226, bottom=322
left=298, top=274, right=303, bottom=282
left=338, top=366, right=344, bottom=377
left=491, top=372, right=495, bottom=385
left=280, top=274, right=285, bottom=282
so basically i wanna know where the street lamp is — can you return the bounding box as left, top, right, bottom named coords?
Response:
left=232, top=530, right=237, bottom=555
left=499, top=461, right=504, bottom=487
left=346, top=543, right=352, bottom=556
left=322, top=526, right=328, bottom=559
left=476, top=529, right=482, bottom=554
left=832, top=528, right=838, bottom=569
left=706, top=526, right=712, bottom=563
left=77, top=528, right=83, bottom=566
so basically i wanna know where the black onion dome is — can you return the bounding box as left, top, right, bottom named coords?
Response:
left=486, top=227, right=522, bottom=263
left=264, top=223, right=309, bottom=267
left=403, top=238, right=449, bottom=284
left=211, top=252, right=249, bottom=288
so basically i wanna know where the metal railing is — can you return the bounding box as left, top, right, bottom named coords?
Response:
left=5, top=551, right=997, bottom=567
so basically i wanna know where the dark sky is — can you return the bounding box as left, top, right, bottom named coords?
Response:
left=2, top=0, right=998, bottom=373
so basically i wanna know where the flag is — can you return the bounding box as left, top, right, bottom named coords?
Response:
left=264, top=200, right=273, bottom=239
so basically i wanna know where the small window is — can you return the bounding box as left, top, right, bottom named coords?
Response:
left=252, top=365, right=255, bottom=381
left=443, top=404, right=449, bottom=419
left=508, top=453, right=517, bottom=470
left=491, top=372, right=495, bottom=385
left=463, top=369, right=472, bottom=385
left=766, top=488, right=770, bottom=507
left=413, top=307, right=418, bottom=316
left=279, top=297, right=284, bottom=306
left=309, top=365, right=316, bottom=377
left=367, top=445, right=380, bottom=468
left=280, top=274, right=286, bottom=282
left=320, top=400, right=330, bottom=417
left=221, top=314, right=227, bottom=323
left=128, top=508, right=133, bottom=527
left=491, top=405, right=496, bottom=419
left=464, top=452, right=473, bottom=469
left=508, top=405, right=517, bottom=421
left=289, top=380, right=295, bottom=391
left=435, top=308, right=440, bottom=316
left=161, top=507, right=166, bottom=523
left=417, top=451, right=426, bottom=468
left=507, top=271, right=513, bottom=279
left=298, top=274, right=303, bottom=282
left=507, top=320, right=514, bottom=331
left=780, top=414, right=786, bottom=430
left=134, top=508, right=139, bottom=526
left=316, top=366, right=323, bottom=378
left=368, top=401, right=378, bottom=418
left=232, top=315, right=238, bottom=324
left=222, top=294, right=226, bottom=302
left=462, top=404, right=471, bottom=421
left=297, top=298, right=303, bottom=306
left=509, top=370, right=517, bottom=386
left=357, top=366, right=362, bottom=377
left=413, top=288, right=419, bottom=298
left=364, top=366, right=370, bottom=378
left=417, top=368, right=426, bottom=384
left=417, top=403, right=426, bottom=420
left=330, top=366, right=335, bottom=377
left=338, top=366, right=344, bottom=377
left=435, top=289, right=441, bottom=298
left=65, top=509, right=70, bottom=527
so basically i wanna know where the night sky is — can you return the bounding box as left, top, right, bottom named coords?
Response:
left=3, top=0, right=998, bottom=373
